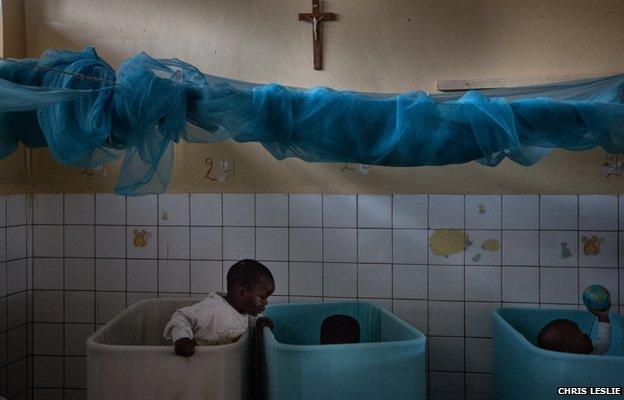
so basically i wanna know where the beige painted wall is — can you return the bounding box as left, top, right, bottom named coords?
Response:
left=0, top=0, right=28, bottom=193
left=10, top=0, right=624, bottom=193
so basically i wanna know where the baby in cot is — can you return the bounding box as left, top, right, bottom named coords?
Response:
left=537, top=305, right=611, bottom=355
left=320, top=314, right=360, bottom=345
left=163, top=259, right=275, bottom=357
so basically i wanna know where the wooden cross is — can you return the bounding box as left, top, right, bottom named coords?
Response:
left=298, top=0, right=336, bottom=70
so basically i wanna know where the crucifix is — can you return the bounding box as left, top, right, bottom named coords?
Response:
left=298, top=0, right=336, bottom=70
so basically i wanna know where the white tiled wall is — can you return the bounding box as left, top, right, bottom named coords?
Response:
left=0, top=194, right=31, bottom=400
left=26, top=193, right=624, bottom=400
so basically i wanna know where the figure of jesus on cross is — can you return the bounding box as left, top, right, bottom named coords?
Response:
left=299, top=0, right=336, bottom=70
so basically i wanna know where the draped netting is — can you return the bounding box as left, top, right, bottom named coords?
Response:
left=2, top=47, right=624, bottom=195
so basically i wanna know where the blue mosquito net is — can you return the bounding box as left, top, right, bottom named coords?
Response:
left=1, top=47, right=624, bottom=195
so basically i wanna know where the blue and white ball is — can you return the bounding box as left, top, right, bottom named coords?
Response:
left=582, top=284, right=611, bottom=311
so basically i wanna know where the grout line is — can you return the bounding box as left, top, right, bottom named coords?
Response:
left=188, top=195, right=192, bottom=298
left=220, top=194, right=224, bottom=293
left=61, top=195, right=66, bottom=393
left=321, top=196, right=324, bottom=302
left=287, top=195, right=290, bottom=302
left=577, top=196, right=581, bottom=309
left=499, top=195, right=503, bottom=307
left=3, top=195, right=8, bottom=396
left=538, top=196, right=542, bottom=308
left=618, top=196, right=621, bottom=312
left=426, top=195, right=430, bottom=376
left=124, top=194, right=132, bottom=305
left=156, top=195, right=160, bottom=298
left=390, top=195, right=394, bottom=312
left=94, top=198, right=100, bottom=327
left=355, top=195, right=359, bottom=300
left=463, top=195, right=467, bottom=400
left=14, top=222, right=622, bottom=230
left=253, top=194, right=257, bottom=273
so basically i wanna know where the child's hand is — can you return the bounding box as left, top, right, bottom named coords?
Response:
left=174, top=337, right=196, bottom=357
left=256, top=317, right=274, bottom=331
left=589, top=305, right=611, bottom=323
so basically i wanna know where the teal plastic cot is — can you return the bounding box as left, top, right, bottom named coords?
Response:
left=261, top=301, right=426, bottom=400
left=493, top=308, right=624, bottom=400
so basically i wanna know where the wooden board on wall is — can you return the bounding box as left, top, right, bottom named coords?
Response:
left=1, top=0, right=26, bottom=58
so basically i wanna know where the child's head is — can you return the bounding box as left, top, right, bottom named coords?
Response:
left=537, top=319, right=593, bottom=354
left=226, top=259, right=275, bottom=316
left=320, top=314, right=360, bottom=345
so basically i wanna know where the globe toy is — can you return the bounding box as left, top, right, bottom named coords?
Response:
left=582, top=284, right=611, bottom=311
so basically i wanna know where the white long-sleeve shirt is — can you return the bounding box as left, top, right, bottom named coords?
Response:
left=592, top=322, right=611, bottom=355
left=163, top=292, right=256, bottom=345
